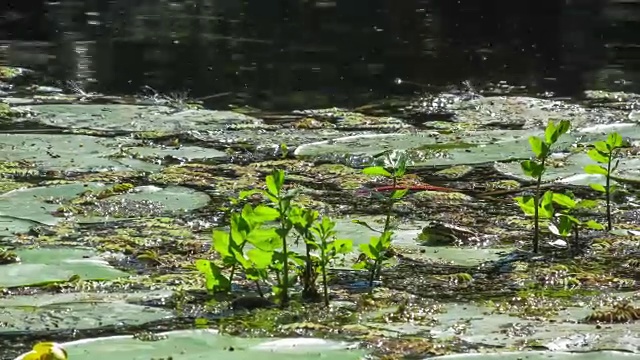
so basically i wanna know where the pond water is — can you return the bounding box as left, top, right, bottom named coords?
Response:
left=2, top=1, right=640, bottom=360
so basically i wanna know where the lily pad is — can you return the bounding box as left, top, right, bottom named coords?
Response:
left=0, top=247, right=128, bottom=288
left=15, top=330, right=365, bottom=360
left=14, top=104, right=262, bottom=134
left=0, top=291, right=173, bottom=332
left=0, top=133, right=160, bottom=172
left=0, top=183, right=211, bottom=233
left=294, top=130, right=577, bottom=167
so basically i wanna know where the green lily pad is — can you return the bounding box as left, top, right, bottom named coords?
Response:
left=294, top=130, right=577, bottom=167
left=0, top=247, right=128, bottom=288
left=0, top=133, right=160, bottom=172
left=0, top=291, right=173, bottom=332
left=0, top=183, right=210, bottom=234
left=16, top=330, right=365, bottom=360
left=14, top=104, right=262, bottom=134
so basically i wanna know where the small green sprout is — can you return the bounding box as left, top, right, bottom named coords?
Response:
left=549, top=192, right=605, bottom=252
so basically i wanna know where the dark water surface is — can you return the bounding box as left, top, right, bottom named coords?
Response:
left=1, top=0, right=640, bottom=109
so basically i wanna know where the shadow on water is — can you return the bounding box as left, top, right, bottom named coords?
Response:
left=0, top=0, right=639, bottom=110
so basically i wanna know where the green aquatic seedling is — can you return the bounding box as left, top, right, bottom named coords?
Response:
left=515, top=119, right=571, bottom=253
left=584, top=132, right=624, bottom=230
left=354, top=150, right=409, bottom=292
left=549, top=192, right=605, bottom=252
left=196, top=203, right=280, bottom=294
left=290, top=206, right=323, bottom=301
left=306, top=215, right=353, bottom=306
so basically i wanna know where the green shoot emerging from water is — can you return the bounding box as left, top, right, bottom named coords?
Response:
left=549, top=192, right=604, bottom=252
left=354, top=150, right=409, bottom=292
left=310, top=216, right=353, bottom=306
left=584, top=132, right=624, bottom=230
left=515, top=119, right=570, bottom=253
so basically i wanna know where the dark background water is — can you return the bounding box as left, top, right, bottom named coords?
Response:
left=1, top=0, right=640, bottom=109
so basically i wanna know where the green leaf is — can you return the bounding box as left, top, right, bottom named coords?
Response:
left=587, top=148, right=608, bottom=163
left=544, top=121, right=556, bottom=144
left=266, top=169, right=285, bottom=196
left=359, top=242, right=378, bottom=260
left=247, top=228, right=280, bottom=250
left=607, top=133, right=623, bottom=149
left=589, top=183, right=606, bottom=193
left=362, top=166, right=392, bottom=177
left=246, top=248, right=273, bottom=269
left=379, top=231, right=393, bottom=248
left=555, top=215, right=575, bottom=236
left=594, top=141, right=609, bottom=154
left=330, top=239, right=353, bottom=254
left=539, top=191, right=555, bottom=219
left=584, top=220, right=605, bottom=230
left=520, top=160, right=544, bottom=178
left=609, top=184, right=618, bottom=193
left=352, top=261, right=368, bottom=270
left=515, top=196, right=536, bottom=216
left=212, top=230, right=232, bottom=258
left=251, top=205, right=281, bottom=222
left=555, top=120, right=571, bottom=139
left=238, top=189, right=262, bottom=199
left=552, top=193, right=576, bottom=208
left=391, top=188, right=409, bottom=199
left=584, top=164, right=608, bottom=176
left=528, top=136, right=548, bottom=158
left=195, top=259, right=230, bottom=292
left=576, top=199, right=599, bottom=209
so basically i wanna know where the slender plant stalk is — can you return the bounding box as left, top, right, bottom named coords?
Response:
left=533, top=158, right=546, bottom=254
left=605, top=153, right=613, bottom=230
left=321, top=246, right=329, bottom=307
left=279, top=201, right=290, bottom=307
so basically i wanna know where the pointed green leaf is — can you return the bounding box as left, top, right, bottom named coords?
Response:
left=359, top=243, right=377, bottom=259
left=607, top=133, right=623, bottom=149
left=195, top=259, right=230, bottom=292
left=589, top=183, right=606, bottom=193
left=587, top=148, right=609, bottom=163
left=252, top=205, right=281, bottom=222
left=363, top=166, right=392, bottom=177
left=238, top=189, right=262, bottom=199
left=391, top=188, right=409, bottom=199
left=515, top=196, right=536, bottom=216
left=539, top=191, right=555, bottom=219
left=246, top=248, right=273, bottom=269
left=576, top=199, right=599, bottom=209
left=584, top=220, right=605, bottom=230
left=330, top=239, right=353, bottom=254
left=584, top=164, right=608, bottom=176
left=520, top=160, right=544, bottom=178
left=552, top=193, right=576, bottom=208
left=544, top=122, right=557, bottom=144
left=593, top=141, right=610, bottom=154
left=528, top=136, right=547, bottom=158
left=352, top=219, right=381, bottom=233
left=555, top=215, right=574, bottom=236
left=212, top=230, right=232, bottom=257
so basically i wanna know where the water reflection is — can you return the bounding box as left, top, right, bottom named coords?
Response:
left=1, top=0, right=639, bottom=109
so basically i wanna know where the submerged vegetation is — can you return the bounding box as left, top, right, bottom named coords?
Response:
left=1, top=68, right=640, bottom=359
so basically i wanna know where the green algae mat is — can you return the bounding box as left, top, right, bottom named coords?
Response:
left=2, top=67, right=640, bottom=359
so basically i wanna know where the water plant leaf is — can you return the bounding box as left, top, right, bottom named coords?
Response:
left=359, top=243, right=378, bottom=260
left=552, top=193, right=576, bottom=208
left=528, top=136, right=548, bottom=158
left=391, top=188, right=409, bottom=199
left=545, top=119, right=571, bottom=144
left=351, top=219, right=380, bottom=233
left=246, top=248, right=273, bottom=269
left=195, top=259, right=230, bottom=293
left=587, top=148, right=608, bottom=163
left=251, top=205, right=281, bottom=222
left=594, top=141, right=610, bottom=154
left=584, top=164, right=608, bottom=176
left=607, top=132, right=623, bottom=148
left=330, top=239, right=353, bottom=254
left=520, top=160, right=543, bottom=178
left=585, top=220, right=605, bottom=230
left=539, top=191, right=555, bottom=219
left=212, top=230, right=232, bottom=258
left=589, top=183, right=606, bottom=193
left=362, top=166, right=391, bottom=177
left=515, top=196, right=536, bottom=216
